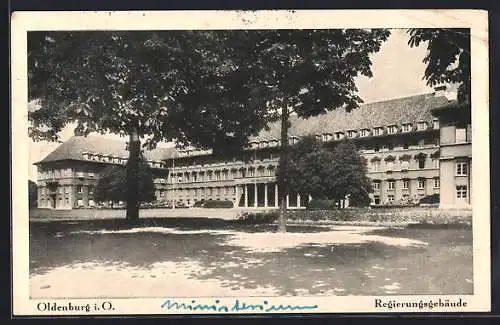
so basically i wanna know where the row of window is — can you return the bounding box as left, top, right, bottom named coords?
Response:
left=371, top=158, right=439, bottom=171
left=372, top=185, right=467, bottom=205
left=247, top=121, right=438, bottom=149
left=81, top=152, right=164, bottom=168
left=39, top=185, right=94, bottom=195
left=377, top=186, right=468, bottom=202
left=373, top=178, right=440, bottom=191
left=170, top=166, right=276, bottom=183
left=170, top=186, right=237, bottom=197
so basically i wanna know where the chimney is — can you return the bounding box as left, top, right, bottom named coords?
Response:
left=434, top=85, right=447, bottom=97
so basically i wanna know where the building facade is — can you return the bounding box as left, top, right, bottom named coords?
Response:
left=34, top=89, right=471, bottom=210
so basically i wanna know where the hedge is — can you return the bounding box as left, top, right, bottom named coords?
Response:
left=202, top=200, right=234, bottom=209
left=234, top=207, right=472, bottom=226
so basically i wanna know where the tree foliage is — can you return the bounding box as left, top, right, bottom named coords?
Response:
left=284, top=136, right=373, bottom=208
left=29, top=180, right=38, bottom=208
left=94, top=155, right=155, bottom=204
left=407, top=28, right=470, bottom=103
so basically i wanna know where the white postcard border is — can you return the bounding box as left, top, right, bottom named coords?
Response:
left=11, top=9, right=490, bottom=315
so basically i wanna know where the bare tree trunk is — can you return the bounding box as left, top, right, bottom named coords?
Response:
left=126, top=128, right=140, bottom=224
left=278, top=106, right=290, bottom=233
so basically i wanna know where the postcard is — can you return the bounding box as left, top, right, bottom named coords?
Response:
left=11, top=9, right=490, bottom=315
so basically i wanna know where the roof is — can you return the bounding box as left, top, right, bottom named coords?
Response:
left=35, top=92, right=452, bottom=165
left=249, top=93, right=451, bottom=142
left=35, top=135, right=178, bottom=165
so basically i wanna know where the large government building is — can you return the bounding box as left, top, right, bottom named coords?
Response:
left=34, top=87, right=472, bottom=210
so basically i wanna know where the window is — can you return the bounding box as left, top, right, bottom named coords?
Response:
left=418, top=158, right=425, bottom=169
left=456, top=162, right=468, bottom=176
left=373, top=180, right=380, bottom=190
left=401, top=160, right=410, bottom=170
left=65, top=186, right=69, bottom=194
left=386, top=161, right=395, bottom=170
left=387, top=180, right=395, bottom=190
left=387, top=142, right=394, bottom=150
left=387, top=125, right=398, bottom=134
left=248, top=169, right=255, bottom=177
left=432, top=159, right=440, bottom=169
left=403, top=142, right=409, bottom=150
left=58, top=187, right=63, bottom=194
left=347, top=130, right=357, bottom=138
left=88, top=186, right=94, bottom=195
left=403, top=179, right=410, bottom=190
left=360, top=129, right=370, bottom=137
left=433, top=120, right=440, bottom=129
left=388, top=195, right=395, bottom=202
left=372, top=161, right=380, bottom=171
left=418, top=178, right=426, bottom=189
left=77, top=199, right=84, bottom=207
left=417, top=122, right=427, bottom=131
left=456, top=185, right=467, bottom=199
left=373, top=127, right=383, bottom=136
left=402, top=124, right=412, bottom=132
left=77, top=185, right=83, bottom=193
left=374, top=145, right=380, bottom=152
left=418, top=139, right=425, bottom=148
left=456, top=127, right=467, bottom=143
left=434, top=178, right=440, bottom=188
left=334, top=132, right=344, bottom=140
left=88, top=172, right=95, bottom=177
left=373, top=195, right=380, bottom=205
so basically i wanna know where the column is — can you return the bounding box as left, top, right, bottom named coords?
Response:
left=274, top=183, right=278, bottom=207
left=254, top=183, right=258, bottom=207
left=244, top=184, right=248, bottom=207
left=264, top=184, right=268, bottom=208
left=297, top=193, right=301, bottom=208
left=286, top=194, right=290, bottom=209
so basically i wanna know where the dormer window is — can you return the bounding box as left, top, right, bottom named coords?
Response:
left=250, top=142, right=258, bottom=149
left=260, top=141, right=268, bottom=148
left=334, top=132, right=344, bottom=140
left=433, top=119, right=440, bottom=129
left=387, top=125, right=398, bottom=134
left=402, top=123, right=412, bottom=133
left=373, top=127, right=383, bottom=136
left=360, top=129, right=370, bottom=137
left=322, top=133, right=333, bottom=141
left=417, top=121, right=427, bottom=131
left=347, top=130, right=357, bottom=138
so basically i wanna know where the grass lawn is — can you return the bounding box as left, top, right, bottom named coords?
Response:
left=28, top=211, right=473, bottom=298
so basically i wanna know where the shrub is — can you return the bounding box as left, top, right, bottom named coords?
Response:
left=420, top=194, right=440, bottom=204
left=236, top=211, right=279, bottom=224
left=193, top=200, right=205, bottom=208
left=202, top=200, right=234, bottom=209
left=307, top=199, right=337, bottom=210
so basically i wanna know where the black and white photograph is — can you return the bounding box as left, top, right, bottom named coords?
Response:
left=11, top=10, right=490, bottom=315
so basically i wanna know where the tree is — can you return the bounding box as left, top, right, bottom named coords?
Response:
left=407, top=28, right=471, bottom=104
left=28, top=180, right=38, bottom=208
left=285, top=136, right=372, bottom=209
left=330, top=140, right=373, bottom=208
left=94, top=155, right=155, bottom=206
left=240, top=29, right=390, bottom=231
left=28, top=31, right=270, bottom=224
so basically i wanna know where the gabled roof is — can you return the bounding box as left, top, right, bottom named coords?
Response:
left=35, top=135, right=178, bottom=165
left=249, top=93, right=451, bottom=142
left=35, top=92, right=452, bottom=165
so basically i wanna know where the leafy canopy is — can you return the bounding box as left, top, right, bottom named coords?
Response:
left=407, top=28, right=470, bottom=103
left=283, top=136, right=373, bottom=204
left=28, top=31, right=271, bottom=154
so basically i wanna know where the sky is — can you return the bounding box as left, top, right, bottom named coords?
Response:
left=27, top=29, right=446, bottom=182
